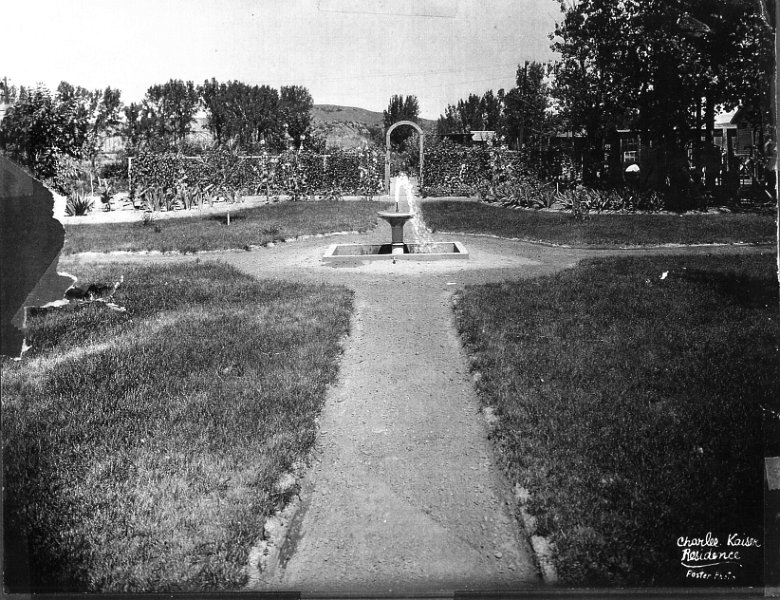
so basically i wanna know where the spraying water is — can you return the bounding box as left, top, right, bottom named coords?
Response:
left=396, top=173, right=435, bottom=253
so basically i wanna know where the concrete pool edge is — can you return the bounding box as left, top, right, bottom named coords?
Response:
left=322, top=241, right=469, bottom=262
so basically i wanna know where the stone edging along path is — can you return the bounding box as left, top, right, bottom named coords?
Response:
left=428, top=229, right=776, bottom=251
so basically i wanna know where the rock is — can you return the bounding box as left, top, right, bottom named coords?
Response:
left=274, top=472, right=297, bottom=495
left=483, top=406, right=499, bottom=427
left=514, top=484, right=531, bottom=504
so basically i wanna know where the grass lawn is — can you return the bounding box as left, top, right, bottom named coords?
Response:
left=454, top=252, right=778, bottom=586
left=2, top=262, right=352, bottom=592
left=63, top=200, right=391, bottom=254
left=422, top=200, right=777, bottom=246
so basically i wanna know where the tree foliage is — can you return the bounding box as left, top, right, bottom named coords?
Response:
left=200, top=79, right=280, bottom=148
left=196, top=80, right=314, bottom=151
left=1, top=76, right=18, bottom=105
left=436, top=65, right=550, bottom=150
left=551, top=0, right=775, bottom=186
left=139, top=79, right=200, bottom=143
left=504, top=62, right=549, bottom=148
left=279, top=85, right=314, bottom=146
left=383, top=94, right=420, bottom=146
left=0, top=82, right=121, bottom=180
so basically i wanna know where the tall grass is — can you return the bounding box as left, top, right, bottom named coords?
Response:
left=2, top=262, right=353, bottom=592
left=455, top=252, right=778, bottom=586
left=63, top=200, right=392, bottom=254
left=422, top=200, right=776, bottom=246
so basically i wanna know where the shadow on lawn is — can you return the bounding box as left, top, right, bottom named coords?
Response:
left=682, top=270, right=779, bottom=309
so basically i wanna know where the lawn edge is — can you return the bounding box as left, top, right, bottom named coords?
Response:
left=432, top=229, right=777, bottom=250
left=244, top=326, right=353, bottom=589
left=62, top=229, right=372, bottom=257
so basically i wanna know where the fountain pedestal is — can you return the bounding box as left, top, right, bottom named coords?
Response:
left=377, top=211, right=413, bottom=255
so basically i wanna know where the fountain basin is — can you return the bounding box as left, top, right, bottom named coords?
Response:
left=376, top=211, right=413, bottom=250
left=322, top=241, right=469, bottom=263
left=377, top=211, right=414, bottom=224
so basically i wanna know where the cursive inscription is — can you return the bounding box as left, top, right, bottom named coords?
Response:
left=677, top=532, right=761, bottom=582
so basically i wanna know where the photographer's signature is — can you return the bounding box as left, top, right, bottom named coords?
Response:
left=677, top=532, right=761, bottom=581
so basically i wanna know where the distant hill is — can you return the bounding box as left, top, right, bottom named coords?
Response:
left=312, top=104, right=436, bottom=149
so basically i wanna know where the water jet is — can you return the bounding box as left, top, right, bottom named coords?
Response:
left=322, top=175, right=468, bottom=263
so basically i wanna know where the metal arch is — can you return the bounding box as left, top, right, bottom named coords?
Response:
left=385, top=120, right=425, bottom=193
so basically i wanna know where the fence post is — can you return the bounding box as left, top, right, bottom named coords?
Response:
left=127, top=156, right=133, bottom=199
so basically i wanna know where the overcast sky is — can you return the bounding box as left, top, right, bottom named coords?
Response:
left=4, top=0, right=560, bottom=119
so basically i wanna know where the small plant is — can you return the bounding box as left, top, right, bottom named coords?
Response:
left=139, top=211, right=162, bottom=232
left=323, top=186, right=343, bottom=202
left=97, top=177, right=115, bottom=212
left=65, top=191, right=93, bottom=216
left=262, top=222, right=283, bottom=236
left=137, top=186, right=167, bottom=212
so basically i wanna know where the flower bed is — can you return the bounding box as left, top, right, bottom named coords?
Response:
left=421, top=144, right=665, bottom=213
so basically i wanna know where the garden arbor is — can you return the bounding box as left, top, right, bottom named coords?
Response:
left=385, top=120, right=424, bottom=193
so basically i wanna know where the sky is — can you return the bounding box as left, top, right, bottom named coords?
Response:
left=4, top=0, right=561, bottom=119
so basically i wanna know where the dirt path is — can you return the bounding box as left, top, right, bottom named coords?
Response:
left=253, top=277, right=538, bottom=594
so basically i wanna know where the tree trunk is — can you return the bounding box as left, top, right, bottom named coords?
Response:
left=704, top=94, right=715, bottom=145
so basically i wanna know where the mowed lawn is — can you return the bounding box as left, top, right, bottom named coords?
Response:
left=2, top=262, right=352, bottom=592
left=454, top=252, right=778, bottom=586
left=63, top=200, right=392, bottom=254
left=422, top=199, right=776, bottom=246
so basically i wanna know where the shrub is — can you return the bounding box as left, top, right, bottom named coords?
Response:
left=65, top=192, right=93, bottom=216
left=129, top=147, right=383, bottom=206
left=98, top=160, right=129, bottom=188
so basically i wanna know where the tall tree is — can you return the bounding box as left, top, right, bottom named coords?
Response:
left=200, top=78, right=227, bottom=146
left=480, top=89, right=505, bottom=133
left=80, top=87, right=122, bottom=171
left=383, top=94, right=420, bottom=146
left=143, top=79, right=199, bottom=143
left=0, top=84, right=74, bottom=178
left=436, top=103, right=465, bottom=135
left=455, top=94, right=484, bottom=132
left=437, top=90, right=507, bottom=137
left=504, top=62, right=549, bottom=149
left=0, top=77, right=17, bottom=105
left=278, top=85, right=314, bottom=146
left=200, top=79, right=279, bottom=148
left=52, top=83, right=122, bottom=171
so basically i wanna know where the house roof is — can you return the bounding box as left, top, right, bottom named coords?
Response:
left=714, top=107, right=739, bottom=129
left=470, top=130, right=495, bottom=142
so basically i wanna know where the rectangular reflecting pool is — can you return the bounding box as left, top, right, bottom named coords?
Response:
left=322, top=241, right=469, bottom=262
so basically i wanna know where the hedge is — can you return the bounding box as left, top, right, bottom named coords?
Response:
left=129, top=147, right=384, bottom=209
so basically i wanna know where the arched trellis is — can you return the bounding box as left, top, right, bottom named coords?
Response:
left=385, top=120, right=424, bottom=193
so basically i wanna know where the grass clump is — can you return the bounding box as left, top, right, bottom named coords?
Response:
left=2, top=262, right=353, bottom=592
left=63, top=200, right=391, bottom=254
left=454, top=252, right=778, bottom=586
left=422, top=200, right=776, bottom=246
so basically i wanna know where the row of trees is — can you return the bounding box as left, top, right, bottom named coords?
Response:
left=0, top=77, right=318, bottom=182
left=552, top=0, right=775, bottom=185
left=436, top=0, right=775, bottom=190
left=125, top=79, right=315, bottom=151
left=436, top=61, right=550, bottom=150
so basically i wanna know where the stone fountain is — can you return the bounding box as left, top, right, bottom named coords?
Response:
left=376, top=207, right=413, bottom=255
left=322, top=175, right=468, bottom=263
